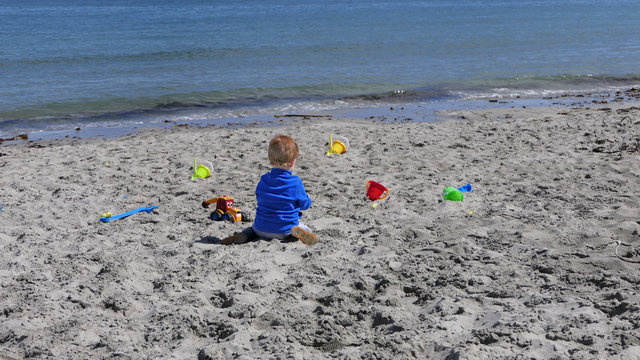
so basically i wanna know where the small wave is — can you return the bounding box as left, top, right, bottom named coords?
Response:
left=2, top=47, right=236, bottom=67
left=445, top=73, right=640, bottom=100
left=3, top=73, right=640, bottom=138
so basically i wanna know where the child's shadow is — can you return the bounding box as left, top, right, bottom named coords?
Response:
left=196, top=236, right=298, bottom=245
left=196, top=236, right=222, bottom=245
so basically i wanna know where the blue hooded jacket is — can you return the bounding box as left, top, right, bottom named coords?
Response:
left=253, top=168, right=312, bottom=234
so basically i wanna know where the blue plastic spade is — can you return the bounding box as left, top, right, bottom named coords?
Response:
left=458, top=184, right=472, bottom=193
left=100, top=205, right=158, bottom=223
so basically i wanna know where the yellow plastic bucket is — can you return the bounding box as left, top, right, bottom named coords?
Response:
left=331, top=140, right=347, bottom=154
left=327, top=134, right=349, bottom=156
left=191, top=159, right=213, bottom=180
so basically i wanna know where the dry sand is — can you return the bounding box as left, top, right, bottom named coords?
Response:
left=1, top=100, right=640, bottom=359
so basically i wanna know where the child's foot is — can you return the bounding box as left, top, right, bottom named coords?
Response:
left=221, top=232, right=249, bottom=245
left=291, top=226, right=319, bottom=246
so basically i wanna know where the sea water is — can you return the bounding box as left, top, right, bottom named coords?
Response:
left=2, top=0, right=640, bottom=138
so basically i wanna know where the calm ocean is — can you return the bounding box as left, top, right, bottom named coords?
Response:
left=2, top=0, right=640, bottom=139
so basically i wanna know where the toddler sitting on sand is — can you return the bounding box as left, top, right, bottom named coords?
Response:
left=222, top=134, right=318, bottom=246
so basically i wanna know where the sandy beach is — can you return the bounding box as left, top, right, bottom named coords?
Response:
left=1, top=100, right=640, bottom=359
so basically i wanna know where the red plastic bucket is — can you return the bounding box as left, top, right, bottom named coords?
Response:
left=366, top=180, right=390, bottom=201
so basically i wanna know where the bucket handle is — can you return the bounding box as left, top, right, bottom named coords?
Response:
left=366, top=180, right=390, bottom=200
left=335, top=136, right=349, bottom=150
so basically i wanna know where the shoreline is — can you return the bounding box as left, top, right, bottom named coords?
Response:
left=2, top=87, right=640, bottom=144
left=1, top=101, right=639, bottom=358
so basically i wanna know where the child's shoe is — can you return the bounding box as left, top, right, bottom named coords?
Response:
left=221, top=232, right=249, bottom=245
left=291, top=226, right=319, bottom=246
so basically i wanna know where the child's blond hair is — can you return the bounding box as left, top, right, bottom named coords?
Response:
left=269, top=135, right=299, bottom=168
